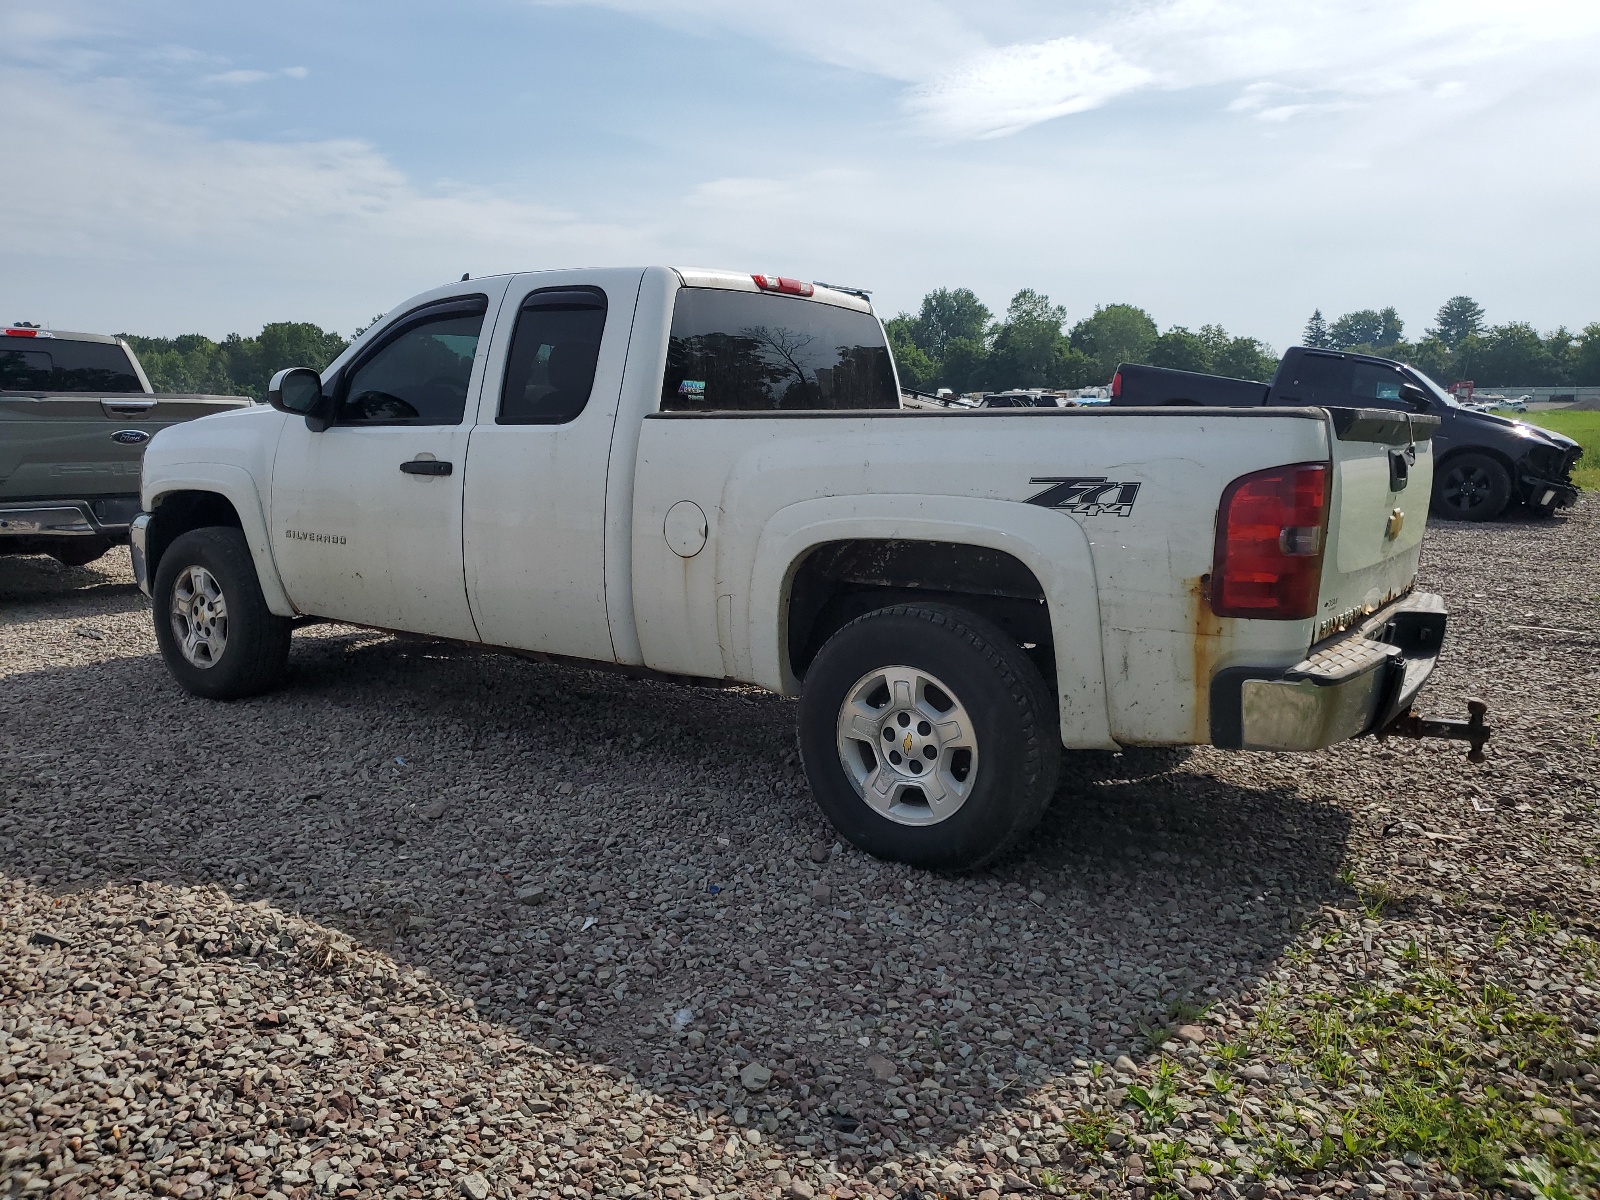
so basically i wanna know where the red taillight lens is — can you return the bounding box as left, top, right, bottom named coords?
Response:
left=752, top=274, right=814, bottom=297
left=5, top=328, right=39, bottom=337
left=1111, top=369, right=1122, bottom=398
left=1212, top=462, right=1329, bottom=619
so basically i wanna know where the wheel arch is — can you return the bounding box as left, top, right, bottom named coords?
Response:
left=741, top=494, right=1116, bottom=749
left=145, top=467, right=295, bottom=617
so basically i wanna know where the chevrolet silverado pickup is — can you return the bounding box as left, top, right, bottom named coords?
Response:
left=1109, top=347, right=1582, bottom=522
left=130, top=267, right=1484, bottom=868
left=1, top=324, right=250, bottom=565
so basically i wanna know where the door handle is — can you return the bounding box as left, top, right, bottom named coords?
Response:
left=400, top=459, right=453, bottom=476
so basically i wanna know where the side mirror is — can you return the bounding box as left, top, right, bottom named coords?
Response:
left=1398, top=383, right=1431, bottom=412
left=268, top=367, right=326, bottom=416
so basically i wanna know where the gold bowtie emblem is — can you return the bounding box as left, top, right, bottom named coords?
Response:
left=1386, top=508, right=1405, bottom=540
left=903, top=733, right=914, bottom=753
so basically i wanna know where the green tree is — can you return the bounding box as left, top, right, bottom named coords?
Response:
left=1574, top=323, right=1600, bottom=386
left=1429, top=296, right=1485, bottom=350
left=884, top=315, right=937, bottom=390
left=1459, top=323, right=1559, bottom=386
left=1147, top=326, right=1212, bottom=373
left=1302, top=309, right=1333, bottom=349
left=1329, top=307, right=1403, bottom=351
left=939, top=335, right=990, bottom=394
left=987, top=288, right=1070, bottom=389
left=1212, top=336, right=1278, bottom=383
left=1069, top=303, right=1158, bottom=383
left=910, top=288, right=991, bottom=359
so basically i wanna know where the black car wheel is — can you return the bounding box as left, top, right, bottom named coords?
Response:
left=1432, top=452, right=1511, bottom=522
left=798, top=602, right=1059, bottom=871
left=152, top=527, right=291, bottom=699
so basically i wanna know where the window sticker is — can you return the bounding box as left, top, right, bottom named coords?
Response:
left=677, top=379, right=706, bottom=399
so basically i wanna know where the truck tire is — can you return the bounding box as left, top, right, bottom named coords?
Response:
left=152, top=527, right=291, bottom=700
left=798, top=602, right=1060, bottom=871
left=49, top=538, right=111, bottom=568
left=1432, top=452, right=1511, bottom=522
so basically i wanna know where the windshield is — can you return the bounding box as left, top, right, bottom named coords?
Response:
left=1404, top=365, right=1461, bottom=408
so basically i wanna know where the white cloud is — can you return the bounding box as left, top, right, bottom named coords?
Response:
left=907, top=37, right=1151, bottom=138
left=550, top=0, right=1600, bottom=137
left=202, top=66, right=308, bottom=85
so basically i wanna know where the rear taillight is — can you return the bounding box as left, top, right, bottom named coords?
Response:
left=1111, top=370, right=1122, bottom=398
left=752, top=274, right=814, bottom=297
left=1211, top=462, right=1329, bottom=619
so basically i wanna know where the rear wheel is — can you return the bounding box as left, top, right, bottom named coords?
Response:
left=798, top=603, right=1059, bottom=871
left=1432, top=452, right=1511, bottom=522
left=152, top=527, right=291, bottom=699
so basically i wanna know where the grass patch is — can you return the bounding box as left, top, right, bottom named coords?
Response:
left=1522, top=410, right=1600, bottom=490
left=1249, top=966, right=1599, bottom=1193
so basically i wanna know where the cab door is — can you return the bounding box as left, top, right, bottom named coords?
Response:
left=270, top=286, right=506, bottom=639
left=462, top=269, right=642, bottom=660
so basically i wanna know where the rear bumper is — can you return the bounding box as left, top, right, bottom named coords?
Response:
left=0, top=496, right=141, bottom=542
left=1210, top=591, right=1447, bottom=752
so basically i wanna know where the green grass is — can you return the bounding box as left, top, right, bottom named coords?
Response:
left=1522, top=410, right=1600, bottom=490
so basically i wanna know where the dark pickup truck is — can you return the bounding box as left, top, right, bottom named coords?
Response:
left=1, top=325, right=250, bottom=565
left=1110, top=346, right=1583, bottom=522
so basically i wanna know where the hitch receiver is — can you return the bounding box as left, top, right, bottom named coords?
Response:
left=1378, top=697, right=1491, bottom=763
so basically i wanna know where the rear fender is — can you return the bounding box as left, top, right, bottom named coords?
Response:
left=146, top=464, right=294, bottom=617
left=745, top=494, right=1115, bottom=749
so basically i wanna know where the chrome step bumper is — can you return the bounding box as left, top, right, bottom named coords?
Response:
left=0, top=496, right=141, bottom=540
left=1211, top=591, right=1448, bottom=752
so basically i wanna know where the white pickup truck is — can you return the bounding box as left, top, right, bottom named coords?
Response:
left=132, top=267, right=1485, bottom=869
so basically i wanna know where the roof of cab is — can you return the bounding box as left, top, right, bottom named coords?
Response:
left=671, top=267, right=873, bottom=313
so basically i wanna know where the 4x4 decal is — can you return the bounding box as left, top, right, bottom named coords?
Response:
left=1026, top=476, right=1141, bottom=517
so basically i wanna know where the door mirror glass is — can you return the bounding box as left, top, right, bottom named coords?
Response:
left=268, top=367, right=325, bottom=415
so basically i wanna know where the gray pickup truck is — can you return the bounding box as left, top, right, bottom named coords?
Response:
left=1, top=325, right=250, bottom=566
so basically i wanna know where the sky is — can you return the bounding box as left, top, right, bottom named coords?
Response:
left=5, top=0, right=1600, bottom=351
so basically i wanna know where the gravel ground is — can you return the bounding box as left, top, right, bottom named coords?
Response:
left=3, top=500, right=1597, bottom=1200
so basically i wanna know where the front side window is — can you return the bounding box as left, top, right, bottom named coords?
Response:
left=498, top=289, right=608, bottom=425
left=1350, top=362, right=1408, bottom=404
left=338, top=299, right=486, bottom=425
left=661, top=288, right=898, bottom=412
left=0, top=340, right=143, bottom=393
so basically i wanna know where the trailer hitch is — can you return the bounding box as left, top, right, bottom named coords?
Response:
left=1378, top=698, right=1491, bottom=763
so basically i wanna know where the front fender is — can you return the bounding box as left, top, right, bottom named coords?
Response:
left=145, top=463, right=295, bottom=618
left=740, top=494, right=1115, bottom=750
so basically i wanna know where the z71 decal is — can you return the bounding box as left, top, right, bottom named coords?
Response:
left=1026, top=476, right=1142, bottom=517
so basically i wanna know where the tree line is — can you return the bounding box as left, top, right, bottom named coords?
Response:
left=1300, top=296, right=1600, bottom=389
left=888, top=289, right=1600, bottom=394
left=122, top=323, right=355, bottom=399
left=885, top=289, right=1277, bottom=393
left=124, top=292, right=1600, bottom=399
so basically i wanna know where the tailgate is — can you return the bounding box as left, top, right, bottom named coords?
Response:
left=1315, top=408, right=1437, bottom=638
left=0, top=393, right=250, bottom=501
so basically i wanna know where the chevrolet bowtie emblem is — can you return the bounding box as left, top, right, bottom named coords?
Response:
left=1386, top=508, right=1405, bottom=540
left=903, top=733, right=914, bottom=753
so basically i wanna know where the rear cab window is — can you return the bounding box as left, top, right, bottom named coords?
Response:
left=661, top=289, right=898, bottom=412
left=0, top=337, right=144, bottom=393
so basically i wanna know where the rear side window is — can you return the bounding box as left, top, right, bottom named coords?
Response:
left=1275, top=353, right=1351, bottom=406
left=498, top=288, right=608, bottom=425
left=337, top=297, right=487, bottom=426
left=0, top=339, right=143, bottom=393
left=661, top=289, right=898, bottom=412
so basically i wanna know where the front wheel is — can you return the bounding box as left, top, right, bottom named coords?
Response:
left=152, top=527, right=291, bottom=699
left=1432, top=452, right=1511, bottom=522
left=798, top=603, right=1059, bottom=871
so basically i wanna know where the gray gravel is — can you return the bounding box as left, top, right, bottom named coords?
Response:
left=2, top=499, right=1597, bottom=1200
